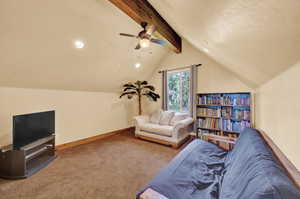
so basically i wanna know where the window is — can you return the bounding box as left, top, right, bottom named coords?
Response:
left=167, top=69, right=191, bottom=112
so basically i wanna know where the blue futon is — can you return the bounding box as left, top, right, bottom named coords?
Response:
left=137, top=128, right=300, bottom=199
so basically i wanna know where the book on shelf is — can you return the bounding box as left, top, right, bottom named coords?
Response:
left=197, top=108, right=221, bottom=117
left=198, top=94, right=250, bottom=106
left=222, top=94, right=250, bottom=106
left=222, top=119, right=251, bottom=132
left=198, top=118, right=221, bottom=130
left=198, top=95, right=221, bottom=105
left=221, top=107, right=232, bottom=118
left=232, top=109, right=250, bottom=120
left=198, top=129, right=222, bottom=136
left=197, top=93, right=252, bottom=136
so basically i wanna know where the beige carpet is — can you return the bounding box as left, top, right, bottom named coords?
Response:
left=0, top=131, right=188, bottom=199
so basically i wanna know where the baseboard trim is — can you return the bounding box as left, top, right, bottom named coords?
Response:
left=56, top=127, right=134, bottom=151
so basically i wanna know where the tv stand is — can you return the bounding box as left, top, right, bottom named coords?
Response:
left=0, top=135, right=56, bottom=179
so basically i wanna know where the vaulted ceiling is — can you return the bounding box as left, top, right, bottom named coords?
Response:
left=1, top=0, right=299, bottom=91
left=0, top=0, right=169, bottom=92
left=149, top=0, right=300, bottom=88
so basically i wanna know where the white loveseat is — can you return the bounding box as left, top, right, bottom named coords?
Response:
left=134, top=110, right=194, bottom=148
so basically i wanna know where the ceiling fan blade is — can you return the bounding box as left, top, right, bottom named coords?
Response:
left=150, top=38, right=167, bottom=46
left=119, top=33, right=137, bottom=38
left=135, top=43, right=141, bottom=50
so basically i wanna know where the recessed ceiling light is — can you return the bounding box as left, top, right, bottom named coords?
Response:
left=202, top=47, right=209, bottom=53
left=135, top=63, right=141, bottom=68
left=74, top=40, right=85, bottom=49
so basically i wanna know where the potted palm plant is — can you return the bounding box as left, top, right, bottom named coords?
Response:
left=120, top=80, right=160, bottom=115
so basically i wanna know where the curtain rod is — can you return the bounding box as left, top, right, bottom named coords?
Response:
left=158, top=64, right=202, bottom=73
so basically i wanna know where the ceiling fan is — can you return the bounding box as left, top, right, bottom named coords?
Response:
left=119, top=22, right=167, bottom=50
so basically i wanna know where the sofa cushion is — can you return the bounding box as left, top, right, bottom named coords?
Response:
left=140, top=123, right=173, bottom=137
left=170, top=112, right=189, bottom=126
left=220, top=128, right=300, bottom=199
left=159, top=111, right=175, bottom=125
left=149, top=110, right=162, bottom=124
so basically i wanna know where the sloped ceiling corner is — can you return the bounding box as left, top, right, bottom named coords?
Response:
left=149, top=0, right=300, bottom=88
left=0, top=0, right=170, bottom=92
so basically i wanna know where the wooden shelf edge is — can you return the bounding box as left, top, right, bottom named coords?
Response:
left=197, top=92, right=251, bottom=95
left=198, top=127, right=221, bottom=131
left=198, top=127, right=240, bottom=134
left=197, top=115, right=250, bottom=121
left=197, top=104, right=250, bottom=107
left=202, top=134, right=237, bottom=142
left=197, top=115, right=221, bottom=118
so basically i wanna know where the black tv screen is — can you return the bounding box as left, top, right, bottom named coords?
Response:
left=13, top=111, right=55, bottom=149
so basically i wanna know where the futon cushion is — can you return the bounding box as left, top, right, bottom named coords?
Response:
left=220, top=128, right=300, bottom=199
left=159, top=111, right=175, bottom=125
left=140, top=123, right=173, bottom=137
left=170, top=112, right=189, bottom=126
left=136, top=139, right=227, bottom=199
left=149, top=110, right=162, bottom=124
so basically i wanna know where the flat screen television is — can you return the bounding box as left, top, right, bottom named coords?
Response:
left=13, top=111, right=55, bottom=149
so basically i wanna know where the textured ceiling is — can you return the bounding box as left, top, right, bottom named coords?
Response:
left=0, top=0, right=169, bottom=92
left=149, top=0, right=300, bottom=88
left=1, top=0, right=299, bottom=91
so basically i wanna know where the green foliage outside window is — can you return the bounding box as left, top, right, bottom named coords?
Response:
left=167, top=70, right=190, bottom=112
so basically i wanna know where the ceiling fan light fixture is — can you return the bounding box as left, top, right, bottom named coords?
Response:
left=140, top=38, right=150, bottom=48
left=74, top=40, right=85, bottom=49
left=135, top=63, right=141, bottom=68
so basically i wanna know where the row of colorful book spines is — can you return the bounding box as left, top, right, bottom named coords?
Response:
left=198, top=108, right=221, bottom=112
left=197, top=121, right=221, bottom=129
left=233, top=111, right=251, bottom=120
left=198, top=98, right=221, bottom=105
left=198, top=108, right=248, bottom=112
left=223, top=125, right=249, bottom=132
left=222, top=120, right=251, bottom=131
left=198, top=108, right=250, bottom=114
left=197, top=119, right=221, bottom=129
left=197, top=111, right=250, bottom=120
left=198, top=96, right=250, bottom=106
left=198, top=119, right=250, bottom=129
left=223, top=97, right=250, bottom=106
left=197, top=109, right=220, bottom=116
left=199, top=100, right=250, bottom=106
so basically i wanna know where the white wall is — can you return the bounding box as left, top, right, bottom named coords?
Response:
left=256, top=61, right=300, bottom=169
left=144, top=40, right=253, bottom=115
left=144, top=40, right=300, bottom=170
left=0, top=87, right=131, bottom=147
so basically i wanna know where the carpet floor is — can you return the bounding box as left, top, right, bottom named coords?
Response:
left=0, top=131, right=189, bottom=199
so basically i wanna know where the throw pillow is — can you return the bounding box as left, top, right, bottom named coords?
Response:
left=170, top=113, right=189, bottom=126
left=149, top=110, right=162, bottom=124
left=159, top=111, right=175, bottom=125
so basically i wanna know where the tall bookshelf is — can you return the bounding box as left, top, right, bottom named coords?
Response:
left=196, top=92, right=252, bottom=139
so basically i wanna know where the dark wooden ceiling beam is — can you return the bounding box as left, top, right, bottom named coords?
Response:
left=108, top=0, right=182, bottom=53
